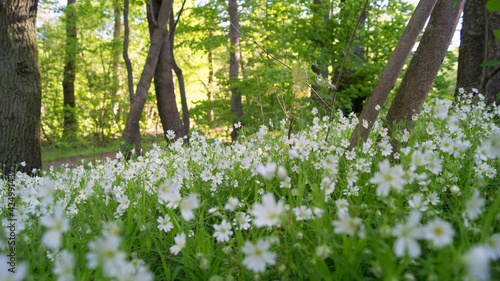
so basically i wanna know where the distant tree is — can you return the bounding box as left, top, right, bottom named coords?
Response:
left=122, top=0, right=141, bottom=153
left=229, top=0, right=243, bottom=141
left=385, top=0, right=465, bottom=137
left=147, top=0, right=185, bottom=142
left=456, top=0, right=500, bottom=103
left=122, top=0, right=173, bottom=156
left=0, top=0, right=42, bottom=174
left=62, top=0, right=78, bottom=140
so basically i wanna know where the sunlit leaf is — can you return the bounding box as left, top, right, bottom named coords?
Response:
left=317, top=77, right=336, bottom=90
left=292, top=66, right=308, bottom=92
left=265, top=86, right=277, bottom=97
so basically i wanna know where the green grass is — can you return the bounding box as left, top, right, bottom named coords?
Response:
left=41, top=135, right=161, bottom=163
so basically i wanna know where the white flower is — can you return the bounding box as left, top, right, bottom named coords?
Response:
left=180, top=193, right=199, bottom=221
left=170, top=232, right=187, bottom=255
left=369, top=160, right=406, bottom=196
left=166, top=130, right=176, bottom=140
left=241, top=239, right=277, bottom=273
left=157, top=179, right=181, bottom=203
left=157, top=215, right=174, bottom=233
left=224, top=197, right=240, bottom=212
left=251, top=193, right=284, bottom=228
left=335, top=199, right=349, bottom=215
left=234, top=212, right=252, bottom=230
left=213, top=220, right=233, bottom=243
left=86, top=233, right=127, bottom=278
left=423, top=217, right=455, bottom=248
left=256, top=162, right=277, bottom=181
left=463, top=246, right=490, bottom=281
left=484, top=233, right=500, bottom=260
left=408, top=194, right=428, bottom=212
left=332, top=212, right=362, bottom=236
left=293, top=205, right=312, bottom=221
left=392, top=212, right=423, bottom=258
left=463, top=190, right=485, bottom=221
left=40, top=202, right=70, bottom=251
left=53, top=250, right=75, bottom=281
left=0, top=254, right=28, bottom=281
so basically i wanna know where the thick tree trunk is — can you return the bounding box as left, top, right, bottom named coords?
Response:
left=0, top=0, right=42, bottom=175
left=385, top=0, right=464, bottom=136
left=456, top=0, right=500, bottom=104
left=122, top=0, right=141, bottom=153
left=483, top=7, right=500, bottom=104
left=62, top=0, right=77, bottom=140
left=148, top=0, right=185, bottom=142
left=348, top=0, right=438, bottom=150
left=121, top=0, right=174, bottom=156
left=229, top=0, right=243, bottom=141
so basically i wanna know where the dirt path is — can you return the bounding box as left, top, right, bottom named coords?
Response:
left=43, top=151, right=119, bottom=170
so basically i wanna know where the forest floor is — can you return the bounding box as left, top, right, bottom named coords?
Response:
left=42, top=151, right=119, bottom=170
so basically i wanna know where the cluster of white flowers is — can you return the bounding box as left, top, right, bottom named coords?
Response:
left=0, top=92, right=499, bottom=279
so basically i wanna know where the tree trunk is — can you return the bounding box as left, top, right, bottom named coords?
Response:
left=121, top=0, right=174, bottom=156
left=62, top=0, right=77, bottom=140
left=483, top=5, right=500, bottom=104
left=385, top=0, right=464, bottom=137
left=229, top=0, right=243, bottom=141
left=207, top=28, right=215, bottom=122
left=122, top=0, right=141, bottom=153
left=0, top=0, right=42, bottom=175
left=348, top=0, right=438, bottom=150
left=456, top=0, right=500, bottom=104
left=112, top=0, right=122, bottom=115
left=169, top=8, right=190, bottom=135
left=148, top=0, right=185, bottom=142
left=455, top=0, right=486, bottom=97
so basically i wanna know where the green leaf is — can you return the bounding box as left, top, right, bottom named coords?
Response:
left=317, top=77, right=336, bottom=90
left=292, top=66, right=308, bottom=92
left=494, top=29, right=500, bottom=42
left=486, top=0, right=500, bottom=12
left=480, top=59, right=500, bottom=66
left=264, top=86, right=277, bottom=97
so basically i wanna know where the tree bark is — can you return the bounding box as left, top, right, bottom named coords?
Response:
left=147, top=0, right=185, bottom=142
left=122, top=0, right=141, bottom=153
left=169, top=7, right=190, bottom=135
left=385, top=0, right=464, bottom=137
left=229, top=0, right=243, bottom=141
left=112, top=0, right=122, bottom=101
left=207, top=28, right=215, bottom=122
left=121, top=0, right=174, bottom=156
left=0, top=0, right=42, bottom=175
left=483, top=6, right=500, bottom=104
left=348, top=0, right=438, bottom=150
left=62, top=0, right=78, bottom=140
left=455, top=0, right=486, bottom=97
left=456, top=0, right=500, bottom=104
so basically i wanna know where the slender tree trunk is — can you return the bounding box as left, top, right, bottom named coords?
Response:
left=348, top=0, right=438, bottom=150
left=62, top=0, right=77, bottom=140
left=169, top=8, right=190, bottom=135
left=385, top=0, right=465, bottom=137
left=122, top=0, right=141, bottom=153
left=207, top=28, right=215, bottom=122
left=229, top=0, right=243, bottom=141
left=0, top=0, right=42, bottom=175
left=112, top=0, right=122, bottom=119
left=121, top=0, right=174, bottom=156
left=147, top=0, right=185, bottom=142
